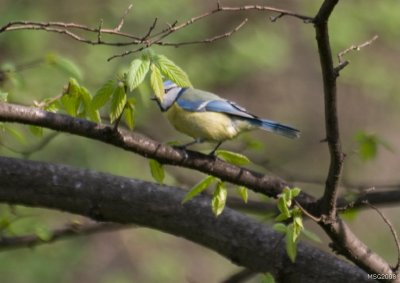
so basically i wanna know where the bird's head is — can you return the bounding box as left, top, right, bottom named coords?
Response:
left=151, top=80, right=182, bottom=112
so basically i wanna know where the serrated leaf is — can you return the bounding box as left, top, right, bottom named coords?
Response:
left=285, top=224, right=297, bottom=262
left=272, top=223, right=287, bottom=234
left=150, top=64, right=164, bottom=101
left=47, top=53, right=83, bottom=80
left=123, top=104, right=135, bottom=130
left=29, top=125, right=43, bottom=137
left=211, top=181, right=227, bottom=216
left=237, top=186, right=248, bottom=203
left=79, top=87, right=101, bottom=123
left=61, top=94, right=80, bottom=116
left=110, top=84, right=127, bottom=123
left=35, top=225, right=53, bottom=242
left=67, top=78, right=81, bottom=97
left=127, top=58, right=150, bottom=92
left=154, top=54, right=192, bottom=87
left=92, top=80, right=116, bottom=110
left=61, top=78, right=82, bottom=116
left=301, top=228, right=321, bottom=243
left=79, top=86, right=91, bottom=106
left=260, top=273, right=276, bottom=283
left=149, top=159, right=165, bottom=184
left=216, top=150, right=250, bottom=166
left=182, top=175, right=216, bottom=204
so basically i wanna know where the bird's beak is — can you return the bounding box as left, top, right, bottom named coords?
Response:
left=150, top=96, right=158, bottom=101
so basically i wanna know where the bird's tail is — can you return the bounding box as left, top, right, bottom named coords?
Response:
left=253, top=118, right=300, bottom=139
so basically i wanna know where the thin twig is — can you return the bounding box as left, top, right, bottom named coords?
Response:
left=0, top=221, right=125, bottom=251
left=159, top=18, right=248, bottom=47
left=365, top=202, right=400, bottom=271
left=141, top=17, right=158, bottom=41
left=1, top=132, right=59, bottom=158
left=97, top=19, right=103, bottom=43
left=295, top=199, right=321, bottom=222
left=115, top=3, right=133, bottom=32
left=107, top=18, right=248, bottom=61
left=334, top=35, right=379, bottom=74
left=0, top=4, right=312, bottom=61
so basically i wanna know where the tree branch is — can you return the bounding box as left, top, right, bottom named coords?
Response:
left=0, top=102, right=315, bottom=205
left=313, top=1, right=396, bottom=280
left=0, top=4, right=312, bottom=61
left=0, top=156, right=373, bottom=283
left=314, top=0, right=344, bottom=219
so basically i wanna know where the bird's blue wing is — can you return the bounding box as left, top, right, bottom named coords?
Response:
left=204, top=100, right=255, bottom=118
left=176, top=96, right=255, bottom=119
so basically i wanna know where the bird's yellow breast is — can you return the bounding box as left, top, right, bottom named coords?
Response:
left=165, top=104, right=245, bottom=142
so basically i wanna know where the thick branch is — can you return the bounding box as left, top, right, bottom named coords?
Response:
left=0, top=102, right=315, bottom=205
left=314, top=0, right=344, bottom=219
left=312, top=1, right=397, bottom=280
left=0, top=156, right=373, bottom=283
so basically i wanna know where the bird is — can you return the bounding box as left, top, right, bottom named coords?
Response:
left=152, top=80, right=300, bottom=154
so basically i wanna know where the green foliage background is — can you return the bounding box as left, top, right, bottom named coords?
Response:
left=1, top=0, right=400, bottom=282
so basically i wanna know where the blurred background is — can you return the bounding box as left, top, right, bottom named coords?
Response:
left=1, top=0, right=400, bottom=282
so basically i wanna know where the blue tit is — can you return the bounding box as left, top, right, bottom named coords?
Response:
left=153, top=80, right=300, bottom=154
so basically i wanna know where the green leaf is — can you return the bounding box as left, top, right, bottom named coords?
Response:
left=283, top=187, right=292, bottom=204
left=150, top=64, right=164, bottom=101
left=293, top=216, right=303, bottom=242
left=340, top=208, right=359, bottom=221
left=301, top=228, right=321, bottom=243
left=355, top=131, right=378, bottom=161
left=276, top=197, right=291, bottom=220
left=61, top=94, right=80, bottom=116
left=109, top=83, right=127, bottom=123
left=149, top=159, right=165, bottom=184
left=92, top=80, right=116, bottom=110
left=0, top=216, right=11, bottom=230
left=237, top=186, right=248, bottom=203
left=61, top=78, right=81, bottom=116
left=0, top=90, right=8, bottom=102
left=79, top=87, right=100, bottom=123
left=46, top=53, right=83, bottom=80
left=29, top=125, right=43, bottom=137
left=123, top=103, right=136, bottom=130
left=272, top=223, right=287, bottom=234
left=211, top=181, right=227, bottom=216
left=290, top=187, right=301, bottom=198
left=216, top=150, right=250, bottom=166
left=154, top=54, right=192, bottom=87
left=35, top=225, right=53, bottom=242
left=285, top=224, right=297, bottom=262
left=126, top=58, right=150, bottom=92
left=182, top=175, right=216, bottom=204
left=354, top=131, right=394, bottom=161
left=260, top=273, right=276, bottom=283
left=275, top=213, right=289, bottom=222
